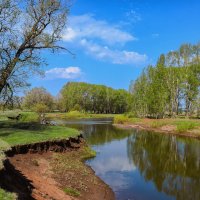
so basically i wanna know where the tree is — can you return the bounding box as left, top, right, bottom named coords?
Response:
left=23, top=87, right=54, bottom=111
left=129, top=42, right=200, bottom=118
left=0, top=0, right=70, bottom=101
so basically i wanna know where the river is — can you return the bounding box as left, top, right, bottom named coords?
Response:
left=57, top=118, right=200, bottom=200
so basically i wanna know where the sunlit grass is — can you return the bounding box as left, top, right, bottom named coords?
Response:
left=0, top=121, right=79, bottom=146
left=0, top=189, right=17, bottom=200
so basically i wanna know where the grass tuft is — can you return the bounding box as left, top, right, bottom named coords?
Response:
left=175, top=121, right=199, bottom=133
left=0, top=189, right=17, bottom=200
left=63, top=187, right=80, bottom=197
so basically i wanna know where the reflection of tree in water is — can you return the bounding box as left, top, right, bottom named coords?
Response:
left=83, top=124, right=133, bottom=145
left=127, top=132, right=200, bottom=200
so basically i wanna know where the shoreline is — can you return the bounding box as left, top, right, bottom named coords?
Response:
left=0, top=136, right=115, bottom=200
left=114, top=123, right=200, bottom=140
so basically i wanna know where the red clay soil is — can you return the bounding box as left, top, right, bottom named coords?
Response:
left=5, top=150, right=114, bottom=200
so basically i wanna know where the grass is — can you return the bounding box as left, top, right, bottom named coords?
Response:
left=0, top=139, right=10, bottom=170
left=0, top=121, right=80, bottom=146
left=175, top=121, right=199, bottom=133
left=113, top=115, right=200, bottom=134
left=63, top=187, right=80, bottom=197
left=113, top=114, right=141, bottom=124
left=0, top=189, right=17, bottom=200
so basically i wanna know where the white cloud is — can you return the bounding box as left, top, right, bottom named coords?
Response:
left=45, top=67, right=82, bottom=80
left=80, top=39, right=147, bottom=65
left=63, top=14, right=136, bottom=45
left=62, top=14, right=147, bottom=65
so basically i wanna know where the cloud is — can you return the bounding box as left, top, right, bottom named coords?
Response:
left=45, top=67, right=82, bottom=80
left=63, top=14, right=136, bottom=45
left=62, top=14, right=147, bottom=65
left=80, top=39, right=147, bottom=65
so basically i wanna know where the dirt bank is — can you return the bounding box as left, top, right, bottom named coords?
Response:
left=114, top=122, right=200, bottom=140
left=0, top=137, right=114, bottom=200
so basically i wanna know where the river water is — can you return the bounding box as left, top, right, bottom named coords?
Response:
left=58, top=118, right=200, bottom=200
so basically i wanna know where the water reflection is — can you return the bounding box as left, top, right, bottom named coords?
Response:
left=57, top=119, right=200, bottom=200
left=127, top=132, right=200, bottom=200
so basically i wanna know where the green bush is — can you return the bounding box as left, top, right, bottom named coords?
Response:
left=113, top=115, right=129, bottom=124
left=66, top=111, right=85, bottom=119
left=19, top=112, right=38, bottom=122
left=33, top=103, right=49, bottom=114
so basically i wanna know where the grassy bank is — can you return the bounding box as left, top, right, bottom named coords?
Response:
left=0, top=121, right=80, bottom=147
left=114, top=115, right=200, bottom=135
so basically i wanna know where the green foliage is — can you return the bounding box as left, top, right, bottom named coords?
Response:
left=19, top=112, right=38, bottom=122
left=0, top=121, right=79, bottom=146
left=23, top=87, right=54, bottom=111
left=130, top=42, right=200, bottom=118
left=33, top=103, right=49, bottom=114
left=0, top=189, right=16, bottom=200
left=66, top=111, right=85, bottom=119
left=60, top=82, right=130, bottom=114
left=63, top=187, right=80, bottom=197
left=113, top=115, right=130, bottom=124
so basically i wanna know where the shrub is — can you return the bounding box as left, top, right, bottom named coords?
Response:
left=113, top=115, right=129, bottom=124
left=66, top=111, right=85, bottom=119
left=19, top=112, right=38, bottom=122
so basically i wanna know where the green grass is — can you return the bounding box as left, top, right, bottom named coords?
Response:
left=174, top=121, right=199, bottom=133
left=63, top=187, right=80, bottom=197
left=0, top=189, right=16, bottom=200
left=0, top=139, right=10, bottom=170
left=0, top=121, right=80, bottom=146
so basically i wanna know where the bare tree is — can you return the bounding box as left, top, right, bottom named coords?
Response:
left=0, top=0, right=70, bottom=103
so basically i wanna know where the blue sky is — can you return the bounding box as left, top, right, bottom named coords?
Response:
left=30, top=0, right=200, bottom=96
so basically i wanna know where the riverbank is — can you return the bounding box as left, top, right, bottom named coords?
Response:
left=114, top=117, right=200, bottom=139
left=1, top=145, right=114, bottom=200
left=0, top=120, right=114, bottom=200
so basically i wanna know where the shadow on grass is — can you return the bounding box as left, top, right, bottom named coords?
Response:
left=0, top=121, right=47, bottom=137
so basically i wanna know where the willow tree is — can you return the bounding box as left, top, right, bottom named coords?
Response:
left=0, top=0, right=70, bottom=104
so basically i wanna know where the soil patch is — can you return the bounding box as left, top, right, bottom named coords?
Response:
left=6, top=147, right=114, bottom=200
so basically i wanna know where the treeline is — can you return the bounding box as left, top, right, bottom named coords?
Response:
left=130, top=43, right=200, bottom=118
left=59, top=82, right=130, bottom=114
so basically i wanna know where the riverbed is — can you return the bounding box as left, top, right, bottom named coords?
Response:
left=58, top=118, right=200, bottom=200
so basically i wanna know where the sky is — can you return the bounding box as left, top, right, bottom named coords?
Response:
left=30, top=0, right=200, bottom=96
